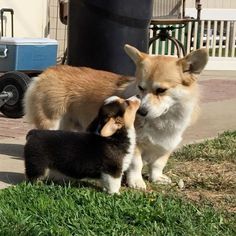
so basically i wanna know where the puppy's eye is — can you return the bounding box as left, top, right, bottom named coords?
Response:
left=138, top=85, right=145, bottom=92
left=156, top=87, right=167, bottom=95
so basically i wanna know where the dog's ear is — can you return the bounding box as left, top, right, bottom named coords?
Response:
left=100, top=118, right=122, bottom=137
left=124, top=44, right=147, bottom=64
left=178, top=48, right=208, bottom=74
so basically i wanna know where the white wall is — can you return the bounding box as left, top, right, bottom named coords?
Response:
left=0, top=0, right=48, bottom=38
left=205, top=57, right=236, bottom=71
left=186, top=0, right=236, bottom=9
left=186, top=0, right=236, bottom=20
left=186, top=8, right=236, bottom=20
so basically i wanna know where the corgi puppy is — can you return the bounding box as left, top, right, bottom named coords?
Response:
left=24, top=96, right=140, bottom=194
left=23, top=45, right=208, bottom=189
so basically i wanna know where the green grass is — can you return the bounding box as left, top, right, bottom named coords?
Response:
left=173, top=131, right=236, bottom=163
left=0, top=131, right=235, bottom=235
left=0, top=183, right=234, bottom=236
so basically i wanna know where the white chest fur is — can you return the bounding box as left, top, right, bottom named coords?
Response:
left=122, top=126, right=136, bottom=172
left=135, top=101, right=195, bottom=161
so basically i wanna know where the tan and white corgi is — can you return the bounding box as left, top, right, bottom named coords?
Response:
left=23, top=45, right=208, bottom=189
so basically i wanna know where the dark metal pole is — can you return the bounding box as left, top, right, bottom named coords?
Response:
left=0, top=9, right=4, bottom=37
left=0, top=8, right=14, bottom=37
left=195, top=0, right=202, bottom=21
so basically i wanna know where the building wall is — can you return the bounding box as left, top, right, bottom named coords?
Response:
left=49, top=0, right=67, bottom=61
left=186, top=0, right=236, bottom=9
left=0, top=0, right=48, bottom=38
left=185, top=0, right=236, bottom=20
left=0, top=0, right=67, bottom=61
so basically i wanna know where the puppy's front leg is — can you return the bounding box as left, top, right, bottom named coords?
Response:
left=126, top=147, right=146, bottom=190
left=149, top=152, right=172, bottom=184
left=101, top=173, right=122, bottom=194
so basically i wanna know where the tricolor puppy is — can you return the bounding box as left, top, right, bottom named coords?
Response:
left=24, top=96, right=140, bottom=194
left=23, top=45, right=208, bottom=189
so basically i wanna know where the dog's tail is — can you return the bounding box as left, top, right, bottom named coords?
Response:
left=23, top=77, right=52, bottom=129
left=23, top=76, right=65, bottom=130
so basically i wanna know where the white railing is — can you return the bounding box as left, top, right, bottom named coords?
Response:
left=149, top=20, right=236, bottom=70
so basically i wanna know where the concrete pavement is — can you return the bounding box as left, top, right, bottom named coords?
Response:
left=183, top=73, right=236, bottom=144
left=0, top=70, right=236, bottom=189
left=0, top=137, right=25, bottom=189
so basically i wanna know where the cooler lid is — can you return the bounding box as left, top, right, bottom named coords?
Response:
left=0, top=37, right=58, bottom=45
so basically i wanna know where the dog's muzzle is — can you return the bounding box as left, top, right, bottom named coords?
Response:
left=137, top=107, right=148, bottom=117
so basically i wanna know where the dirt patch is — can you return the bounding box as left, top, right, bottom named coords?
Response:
left=184, top=189, right=236, bottom=213
left=166, top=160, right=236, bottom=213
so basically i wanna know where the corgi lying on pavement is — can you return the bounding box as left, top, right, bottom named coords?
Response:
left=23, top=45, right=208, bottom=190
left=24, top=96, right=140, bottom=194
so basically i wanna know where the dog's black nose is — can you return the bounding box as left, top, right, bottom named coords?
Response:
left=136, top=94, right=141, bottom=99
left=138, top=107, right=148, bottom=116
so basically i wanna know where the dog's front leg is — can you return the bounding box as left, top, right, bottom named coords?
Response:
left=126, top=147, right=146, bottom=190
left=59, top=114, right=83, bottom=131
left=149, top=152, right=172, bottom=184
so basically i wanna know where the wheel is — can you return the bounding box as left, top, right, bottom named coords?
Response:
left=0, top=71, right=31, bottom=118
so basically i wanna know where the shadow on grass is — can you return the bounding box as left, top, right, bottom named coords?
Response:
left=0, top=170, right=102, bottom=192
left=38, top=179, right=103, bottom=192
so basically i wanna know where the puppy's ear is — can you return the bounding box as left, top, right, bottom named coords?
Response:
left=100, top=118, right=122, bottom=137
left=124, top=44, right=147, bottom=64
left=178, top=48, right=208, bottom=74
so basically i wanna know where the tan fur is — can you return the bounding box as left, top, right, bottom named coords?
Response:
left=124, top=98, right=140, bottom=128
left=24, top=65, right=133, bottom=130
left=24, top=46, right=208, bottom=189
left=135, top=54, right=200, bottom=122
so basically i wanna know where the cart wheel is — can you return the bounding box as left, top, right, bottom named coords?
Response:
left=0, top=71, right=31, bottom=118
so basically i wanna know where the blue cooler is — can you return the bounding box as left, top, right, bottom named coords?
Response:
left=0, top=37, right=58, bottom=71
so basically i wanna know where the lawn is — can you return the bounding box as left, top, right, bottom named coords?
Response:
left=0, top=131, right=235, bottom=235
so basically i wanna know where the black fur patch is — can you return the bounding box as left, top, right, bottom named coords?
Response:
left=24, top=127, right=130, bottom=181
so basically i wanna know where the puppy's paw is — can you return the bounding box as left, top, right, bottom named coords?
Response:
left=150, top=174, right=172, bottom=185
left=103, top=187, right=120, bottom=195
left=108, top=191, right=121, bottom=195
left=127, top=177, right=146, bottom=190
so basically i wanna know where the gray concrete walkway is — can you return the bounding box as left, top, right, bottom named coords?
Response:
left=0, top=70, right=236, bottom=189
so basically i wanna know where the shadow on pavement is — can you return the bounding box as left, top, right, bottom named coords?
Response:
left=0, top=172, right=25, bottom=185
left=0, top=144, right=24, bottom=159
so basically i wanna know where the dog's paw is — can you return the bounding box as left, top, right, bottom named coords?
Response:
left=103, top=187, right=121, bottom=195
left=150, top=174, right=172, bottom=185
left=127, top=177, right=146, bottom=190
left=108, top=191, right=121, bottom=195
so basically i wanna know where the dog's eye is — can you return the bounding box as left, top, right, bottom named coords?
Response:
left=156, top=87, right=167, bottom=94
left=138, top=85, right=145, bottom=92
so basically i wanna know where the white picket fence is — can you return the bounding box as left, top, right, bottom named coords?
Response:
left=149, top=20, right=236, bottom=70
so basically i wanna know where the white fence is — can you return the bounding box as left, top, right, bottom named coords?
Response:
left=149, top=20, right=236, bottom=70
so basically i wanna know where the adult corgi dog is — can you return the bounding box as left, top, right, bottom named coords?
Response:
left=23, top=45, right=208, bottom=189
left=24, top=96, right=140, bottom=194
